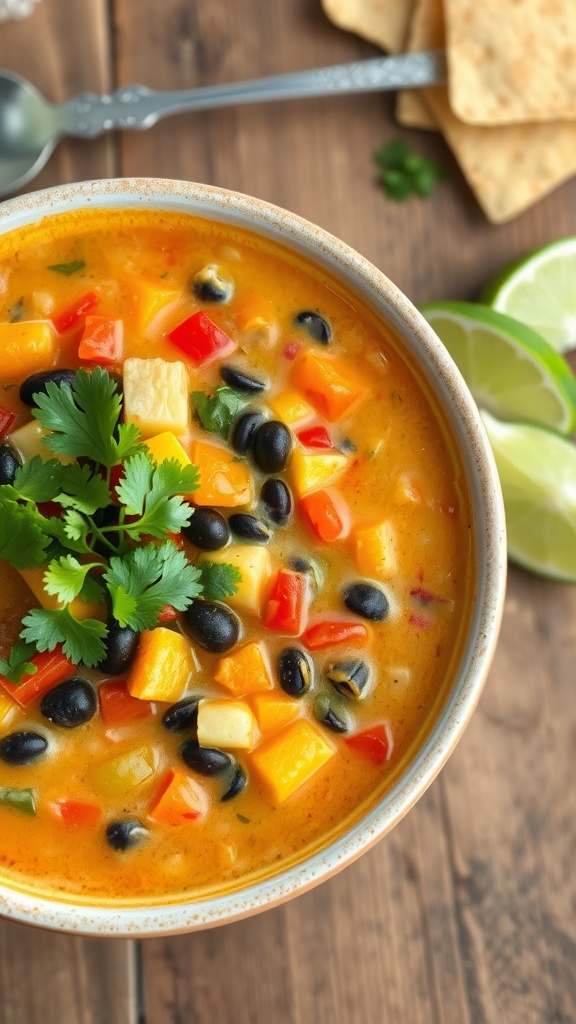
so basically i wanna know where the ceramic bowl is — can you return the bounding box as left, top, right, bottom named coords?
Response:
left=0, top=178, right=506, bottom=936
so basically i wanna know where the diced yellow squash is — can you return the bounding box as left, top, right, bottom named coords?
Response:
left=393, top=473, right=422, bottom=505
left=234, top=292, right=275, bottom=334
left=7, top=421, right=74, bottom=465
left=250, top=719, right=335, bottom=804
left=92, top=745, right=159, bottom=795
left=0, top=320, right=56, bottom=382
left=128, top=275, right=182, bottom=332
left=0, top=694, right=18, bottom=729
left=127, top=627, right=195, bottom=702
left=267, top=390, right=315, bottom=426
left=290, top=449, right=348, bottom=498
left=200, top=546, right=272, bottom=616
left=123, top=357, right=189, bottom=438
left=197, top=699, right=258, bottom=750
left=249, top=693, right=300, bottom=736
left=291, top=351, right=369, bottom=422
left=214, top=642, right=272, bottom=696
left=145, top=431, right=191, bottom=470
left=189, top=440, right=253, bottom=508
left=18, top=566, right=107, bottom=622
left=351, top=520, right=398, bottom=579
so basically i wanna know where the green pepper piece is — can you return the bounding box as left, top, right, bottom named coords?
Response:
left=0, top=785, right=36, bottom=815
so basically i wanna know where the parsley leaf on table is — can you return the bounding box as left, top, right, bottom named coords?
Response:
left=0, top=499, right=52, bottom=568
left=374, top=138, right=447, bottom=202
left=104, top=542, right=203, bottom=630
left=0, top=640, right=38, bottom=684
left=21, top=607, right=108, bottom=668
left=197, top=560, right=242, bottom=601
left=116, top=453, right=198, bottom=539
left=192, top=386, right=247, bottom=438
left=47, top=260, right=86, bottom=276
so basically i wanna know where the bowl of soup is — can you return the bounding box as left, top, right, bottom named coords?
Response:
left=0, top=178, right=506, bottom=936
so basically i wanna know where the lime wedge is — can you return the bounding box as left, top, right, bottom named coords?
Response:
left=481, top=410, right=576, bottom=582
left=481, top=237, right=576, bottom=353
left=421, top=301, right=576, bottom=435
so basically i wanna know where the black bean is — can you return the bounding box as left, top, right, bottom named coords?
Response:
left=294, top=310, right=331, bottom=344
left=231, top=411, right=265, bottom=456
left=278, top=647, right=313, bottom=697
left=220, top=365, right=267, bottom=393
left=98, top=623, right=140, bottom=676
left=162, top=697, right=200, bottom=733
left=191, top=265, right=234, bottom=304
left=326, top=659, right=370, bottom=700
left=339, top=437, right=357, bottom=454
left=253, top=421, right=292, bottom=473
left=40, top=677, right=97, bottom=728
left=229, top=513, right=271, bottom=543
left=181, top=739, right=233, bottom=776
left=260, top=478, right=292, bottom=525
left=19, top=368, right=77, bottom=406
left=0, top=444, right=21, bottom=485
left=105, top=819, right=149, bottom=852
left=343, top=582, right=389, bottom=622
left=183, top=507, right=230, bottom=550
left=92, top=504, right=120, bottom=557
left=183, top=600, right=241, bottom=653
left=314, top=695, right=350, bottom=734
left=289, top=556, right=310, bottom=573
left=0, top=731, right=47, bottom=765
left=221, top=764, right=248, bottom=801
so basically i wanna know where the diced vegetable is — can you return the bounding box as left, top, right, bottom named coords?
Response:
left=393, top=473, right=421, bottom=505
left=19, top=566, right=106, bottom=622
left=123, top=357, right=189, bottom=438
left=250, top=719, right=335, bottom=804
left=0, top=786, right=36, bottom=815
left=78, top=316, right=123, bottom=364
left=0, top=405, right=16, bottom=437
left=345, top=723, right=393, bottom=765
left=0, top=694, right=18, bottom=727
left=168, top=311, right=236, bottom=366
left=296, top=425, right=332, bottom=449
left=291, top=351, right=368, bottom=421
left=144, top=430, right=192, bottom=471
left=300, top=488, right=350, bottom=542
left=234, top=293, right=275, bottom=334
left=128, top=275, right=181, bottom=332
left=351, top=520, right=398, bottom=579
left=290, top=449, right=348, bottom=497
left=200, top=545, right=271, bottom=616
left=52, top=292, right=99, bottom=334
left=99, top=680, right=154, bottom=727
left=47, top=799, right=101, bottom=827
left=249, top=693, right=300, bottom=735
left=302, top=619, right=369, bottom=651
left=267, top=390, right=315, bottom=426
left=214, top=642, right=272, bottom=696
left=127, top=627, right=195, bottom=703
left=0, top=647, right=75, bottom=706
left=0, top=321, right=56, bottom=382
left=8, top=420, right=74, bottom=465
left=92, top=745, right=159, bottom=795
left=197, top=699, right=258, bottom=750
left=189, top=439, right=253, bottom=507
left=149, top=769, right=208, bottom=825
left=265, top=570, right=309, bottom=635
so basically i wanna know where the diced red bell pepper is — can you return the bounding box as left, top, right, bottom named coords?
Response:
left=296, top=425, right=332, bottom=449
left=99, top=680, right=154, bottom=727
left=36, top=500, right=63, bottom=519
left=0, top=404, right=15, bottom=437
left=167, top=310, right=236, bottom=366
left=157, top=604, right=179, bottom=623
left=265, top=570, right=309, bottom=635
left=300, top=488, right=350, bottom=543
left=52, top=291, right=100, bottom=335
left=78, top=315, right=123, bottom=364
left=345, top=723, right=393, bottom=766
left=0, top=647, right=75, bottom=706
left=302, top=619, right=368, bottom=651
left=283, top=341, right=301, bottom=360
left=47, top=799, right=102, bottom=827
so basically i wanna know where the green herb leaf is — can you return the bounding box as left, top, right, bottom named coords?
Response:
left=21, top=607, right=108, bottom=668
left=0, top=786, right=36, bottom=815
left=117, top=453, right=198, bottom=539
left=104, top=541, right=202, bottom=630
left=42, top=555, right=104, bottom=605
left=374, top=138, right=446, bottom=202
left=192, top=386, right=247, bottom=438
left=197, top=561, right=242, bottom=601
left=58, top=509, right=93, bottom=552
left=57, top=463, right=110, bottom=515
left=47, top=260, right=86, bottom=276
left=4, top=456, right=64, bottom=504
left=0, top=499, right=52, bottom=568
left=0, top=640, right=38, bottom=684
left=8, top=297, right=24, bottom=323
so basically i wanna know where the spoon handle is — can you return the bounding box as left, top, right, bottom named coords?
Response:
left=57, top=51, right=446, bottom=137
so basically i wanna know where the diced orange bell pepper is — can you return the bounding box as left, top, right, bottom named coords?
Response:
left=291, top=351, right=368, bottom=422
left=99, top=680, right=154, bottom=727
left=0, top=321, right=57, bottom=382
left=127, top=627, right=195, bottom=703
left=214, top=642, right=272, bottom=696
left=149, top=769, right=208, bottom=825
left=290, top=449, right=348, bottom=498
left=249, top=693, right=300, bottom=736
left=0, top=647, right=75, bottom=707
left=47, top=799, right=102, bottom=827
left=300, top=488, right=350, bottom=543
left=189, top=439, right=253, bottom=507
left=250, top=719, right=335, bottom=804
left=78, top=315, right=123, bottom=364
left=128, top=275, right=181, bottom=332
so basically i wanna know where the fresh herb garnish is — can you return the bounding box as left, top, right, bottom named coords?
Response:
left=192, top=385, right=247, bottom=437
left=104, top=542, right=203, bottom=632
left=374, top=138, right=446, bottom=201
left=47, top=260, right=86, bottom=276
left=21, top=607, right=109, bottom=668
left=115, top=453, right=199, bottom=540
left=8, top=297, right=24, bottom=323
left=197, top=560, right=242, bottom=601
left=0, top=640, right=38, bottom=684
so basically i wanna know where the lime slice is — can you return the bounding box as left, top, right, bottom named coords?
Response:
left=421, top=301, right=576, bottom=435
left=481, top=237, right=576, bottom=353
left=481, top=410, right=576, bottom=582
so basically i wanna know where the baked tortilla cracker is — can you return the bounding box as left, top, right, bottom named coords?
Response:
left=321, top=0, right=415, bottom=54
left=396, top=0, right=438, bottom=130
left=444, top=0, right=576, bottom=125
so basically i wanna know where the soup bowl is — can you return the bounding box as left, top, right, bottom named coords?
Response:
left=0, top=178, right=506, bottom=936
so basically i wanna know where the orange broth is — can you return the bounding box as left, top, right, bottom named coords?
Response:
left=0, top=209, right=474, bottom=904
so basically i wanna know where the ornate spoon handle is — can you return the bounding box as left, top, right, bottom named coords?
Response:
left=57, top=51, right=446, bottom=137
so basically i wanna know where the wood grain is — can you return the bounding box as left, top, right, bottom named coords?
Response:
left=1, top=1, right=576, bottom=1022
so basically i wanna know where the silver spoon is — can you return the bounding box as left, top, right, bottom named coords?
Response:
left=0, top=50, right=445, bottom=198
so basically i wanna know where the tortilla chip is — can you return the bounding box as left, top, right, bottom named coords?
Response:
left=321, top=0, right=416, bottom=54
left=396, top=0, right=438, bottom=130
left=443, top=0, right=576, bottom=125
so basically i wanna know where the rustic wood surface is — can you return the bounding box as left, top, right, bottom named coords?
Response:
left=1, top=1, right=576, bottom=1022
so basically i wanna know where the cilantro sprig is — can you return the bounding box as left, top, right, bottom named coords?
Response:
left=192, top=385, right=247, bottom=438
left=374, top=138, right=447, bottom=202
left=0, top=369, right=242, bottom=676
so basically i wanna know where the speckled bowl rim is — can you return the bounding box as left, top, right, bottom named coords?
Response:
left=0, top=178, right=506, bottom=937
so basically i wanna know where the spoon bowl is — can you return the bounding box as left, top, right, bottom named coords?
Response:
left=0, top=71, right=61, bottom=194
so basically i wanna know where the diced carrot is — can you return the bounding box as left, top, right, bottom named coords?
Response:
left=99, top=681, right=154, bottom=727
left=302, top=620, right=369, bottom=651
left=78, top=315, right=123, bottom=364
left=292, top=351, right=368, bottom=421
left=214, top=642, right=272, bottom=696
left=300, top=488, right=350, bottom=542
left=149, top=769, right=208, bottom=825
left=47, top=800, right=102, bottom=828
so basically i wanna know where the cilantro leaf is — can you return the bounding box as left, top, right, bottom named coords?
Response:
left=57, top=509, right=93, bottom=552
left=9, top=297, right=24, bottom=323
left=57, top=463, right=110, bottom=515
left=192, top=386, right=247, bottom=438
left=0, top=499, right=52, bottom=568
left=198, top=561, right=242, bottom=601
left=117, top=454, right=198, bottom=539
left=43, top=556, right=104, bottom=605
left=21, top=607, right=107, bottom=668
left=104, top=541, right=202, bottom=630
left=47, top=260, right=86, bottom=276
left=374, top=138, right=446, bottom=202
left=0, top=640, right=38, bottom=685
left=2, top=456, right=64, bottom=504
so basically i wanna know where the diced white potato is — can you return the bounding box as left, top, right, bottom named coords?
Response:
left=7, top=421, right=74, bottom=465
left=199, top=545, right=272, bottom=617
left=123, top=357, right=189, bottom=438
left=197, top=700, right=258, bottom=750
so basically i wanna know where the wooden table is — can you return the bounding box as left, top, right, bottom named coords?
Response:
left=1, top=3, right=576, bottom=1022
